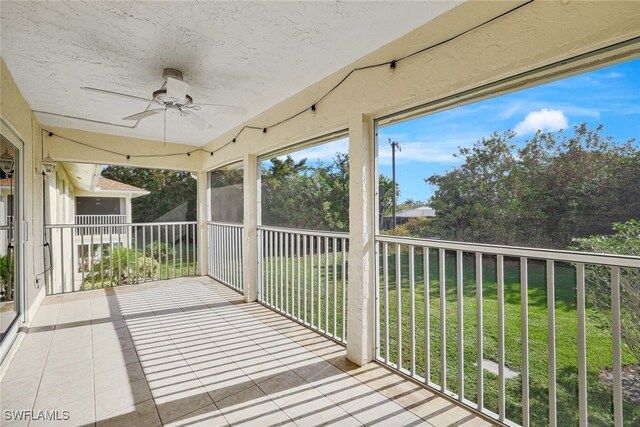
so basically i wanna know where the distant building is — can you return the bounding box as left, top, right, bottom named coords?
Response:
left=383, top=205, right=436, bottom=229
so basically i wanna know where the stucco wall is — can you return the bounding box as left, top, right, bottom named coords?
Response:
left=0, top=58, right=46, bottom=323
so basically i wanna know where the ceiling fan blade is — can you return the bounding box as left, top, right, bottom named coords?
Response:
left=122, top=109, right=164, bottom=121
left=182, top=111, right=213, bottom=131
left=81, top=87, right=153, bottom=103
left=166, top=77, right=189, bottom=103
left=191, top=103, right=247, bottom=115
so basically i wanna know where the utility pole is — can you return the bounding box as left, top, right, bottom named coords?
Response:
left=389, top=138, right=401, bottom=229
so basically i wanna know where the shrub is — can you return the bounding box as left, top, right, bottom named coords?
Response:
left=82, top=247, right=159, bottom=290
left=145, top=241, right=175, bottom=263
left=571, top=220, right=640, bottom=361
left=0, top=253, right=14, bottom=301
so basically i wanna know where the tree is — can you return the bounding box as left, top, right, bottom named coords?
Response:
left=101, top=166, right=197, bottom=222
left=571, top=220, right=640, bottom=361
left=426, top=124, right=639, bottom=248
left=378, top=174, right=399, bottom=229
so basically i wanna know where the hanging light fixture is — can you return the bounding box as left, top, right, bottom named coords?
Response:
left=41, top=153, right=56, bottom=176
left=0, top=148, right=14, bottom=174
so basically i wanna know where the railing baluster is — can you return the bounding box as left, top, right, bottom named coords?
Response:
left=80, top=230, right=85, bottom=289
left=311, top=235, right=315, bottom=326
left=424, top=248, right=430, bottom=384
left=297, top=234, right=301, bottom=320
left=99, top=232, right=104, bottom=286
left=396, top=243, right=402, bottom=371
left=409, top=245, right=416, bottom=377
left=439, top=248, right=446, bottom=391
left=547, top=259, right=557, bottom=427
left=376, top=240, right=381, bottom=359
left=521, top=257, right=529, bottom=426
left=476, top=253, right=484, bottom=410
left=457, top=250, right=464, bottom=400
left=576, top=262, right=587, bottom=427
left=126, top=226, right=130, bottom=285
left=185, top=224, right=189, bottom=278
left=384, top=242, right=389, bottom=364
left=333, top=237, right=338, bottom=338
left=164, top=224, right=168, bottom=280
left=325, top=236, right=329, bottom=333
left=611, top=266, right=623, bottom=427
left=276, top=231, right=280, bottom=310
left=497, top=254, right=505, bottom=419
left=134, top=226, right=138, bottom=284
left=304, top=234, right=308, bottom=324
left=342, top=238, right=346, bottom=342
left=270, top=230, right=274, bottom=307
left=285, top=231, right=290, bottom=315
left=109, top=229, right=114, bottom=285
left=317, top=236, right=321, bottom=330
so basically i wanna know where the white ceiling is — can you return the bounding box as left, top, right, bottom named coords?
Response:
left=1, top=1, right=459, bottom=146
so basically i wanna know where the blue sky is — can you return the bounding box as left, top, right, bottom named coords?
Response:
left=271, top=58, right=639, bottom=203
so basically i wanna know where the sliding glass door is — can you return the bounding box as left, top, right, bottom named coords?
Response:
left=0, top=133, right=20, bottom=346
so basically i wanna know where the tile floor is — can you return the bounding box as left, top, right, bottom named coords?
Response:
left=0, top=277, right=495, bottom=427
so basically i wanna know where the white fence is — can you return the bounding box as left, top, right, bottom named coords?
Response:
left=375, top=234, right=640, bottom=427
left=258, top=226, right=349, bottom=343
left=45, top=221, right=198, bottom=294
left=207, top=222, right=243, bottom=293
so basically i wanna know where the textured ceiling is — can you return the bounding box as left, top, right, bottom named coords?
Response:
left=0, top=1, right=459, bottom=146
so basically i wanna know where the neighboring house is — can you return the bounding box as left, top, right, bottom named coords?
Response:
left=46, top=163, right=149, bottom=293
left=383, top=205, right=436, bottom=229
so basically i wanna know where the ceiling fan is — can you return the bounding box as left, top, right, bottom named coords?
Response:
left=81, top=68, right=246, bottom=131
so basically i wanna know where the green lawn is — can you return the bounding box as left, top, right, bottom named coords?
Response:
left=378, top=250, right=639, bottom=426
left=261, top=249, right=639, bottom=426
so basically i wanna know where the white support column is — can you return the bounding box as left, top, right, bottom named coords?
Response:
left=197, top=170, right=209, bottom=276
left=347, top=113, right=376, bottom=366
left=243, top=153, right=259, bottom=302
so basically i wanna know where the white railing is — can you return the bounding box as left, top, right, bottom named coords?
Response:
left=375, top=234, right=640, bottom=427
left=258, top=225, right=349, bottom=343
left=45, top=221, right=198, bottom=295
left=75, top=214, right=128, bottom=236
left=207, top=222, right=243, bottom=293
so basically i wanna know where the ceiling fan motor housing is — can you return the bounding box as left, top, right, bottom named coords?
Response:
left=162, top=68, right=183, bottom=81
left=153, top=89, right=193, bottom=107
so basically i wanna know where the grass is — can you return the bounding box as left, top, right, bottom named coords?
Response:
left=378, top=250, right=639, bottom=426
left=262, top=249, right=639, bottom=426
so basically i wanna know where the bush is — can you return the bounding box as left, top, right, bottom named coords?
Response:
left=0, top=253, right=14, bottom=301
left=571, top=220, right=640, bottom=361
left=145, top=241, right=175, bottom=263
left=82, top=247, right=159, bottom=290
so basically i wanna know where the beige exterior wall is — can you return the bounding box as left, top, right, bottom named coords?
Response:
left=0, top=58, right=46, bottom=324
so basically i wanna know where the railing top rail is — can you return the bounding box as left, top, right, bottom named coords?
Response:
left=208, top=221, right=244, bottom=228
left=46, top=221, right=197, bottom=228
left=258, top=224, right=349, bottom=239
left=375, top=234, right=640, bottom=268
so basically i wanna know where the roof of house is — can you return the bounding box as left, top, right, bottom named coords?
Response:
left=396, top=206, right=436, bottom=218
left=96, top=177, right=148, bottom=193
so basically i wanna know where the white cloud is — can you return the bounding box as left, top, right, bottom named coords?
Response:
left=378, top=138, right=472, bottom=166
left=605, top=71, right=624, bottom=79
left=285, top=138, right=348, bottom=163
left=514, top=109, right=568, bottom=135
